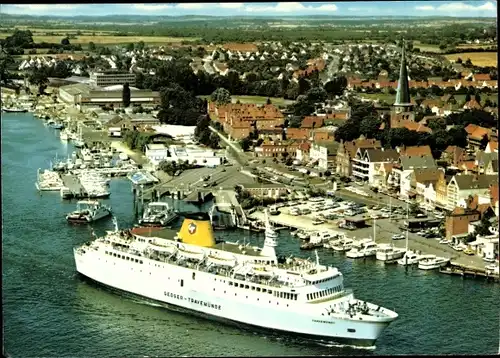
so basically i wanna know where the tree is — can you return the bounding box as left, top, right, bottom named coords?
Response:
left=474, top=93, right=481, bottom=104
left=465, top=93, right=471, bottom=103
left=136, top=41, right=145, bottom=52
left=456, top=57, right=462, bottom=64
left=122, top=82, right=131, bottom=108
left=359, top=116, right=381, bottom=139
left=266, top=97, right=272, bottom=105
left=88, top=42, right=96, bottom=52
left=211, top=87, right=231, bottom=105
left=409, top=201, right=420, bottom=215
left=306, top=87, right=327, bottom=103
left=61, top=37, right=70, bottom=46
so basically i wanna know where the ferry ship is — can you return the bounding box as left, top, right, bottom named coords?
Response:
left=73, top=211, right=398, bottom=347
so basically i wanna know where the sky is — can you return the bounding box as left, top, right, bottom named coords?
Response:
left=0, top=2, right=497, bottom=17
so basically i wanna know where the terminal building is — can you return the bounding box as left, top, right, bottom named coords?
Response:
left=58, top=83, right=161, bottom=108
left=145, top=143, right=223, bottom=168
left=89, top=71, right=136, bottom=87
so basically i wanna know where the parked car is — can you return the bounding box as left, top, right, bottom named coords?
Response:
left=392, top=234, right=405, bottom=240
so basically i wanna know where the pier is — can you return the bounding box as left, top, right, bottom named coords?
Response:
left=440, top=265, right=499, bottom=282
left=60, top=174, right=87, bottom=199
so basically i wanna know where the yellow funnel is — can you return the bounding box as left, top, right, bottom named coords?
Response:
left=178, top=215, right=215, bottom=248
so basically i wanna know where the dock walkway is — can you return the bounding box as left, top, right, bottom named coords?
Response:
left=61, top=174, right=86, bottom=198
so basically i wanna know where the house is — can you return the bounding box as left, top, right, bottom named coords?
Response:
left=490, top=184, right=499, bottom=217
left=398, top=145, right=432, bottom=157
left=352, top=148, right=399, bottom=184
left=446, top=174, right=498, bottom=210
left=285, top=128, right=309, bottom=140
left=485, top=140, right=498, bottom=153
left=473, top=73, right=491, bottom=82
left=335, top=137, right=382, bottom=177
left=475, top=151, right=499, bottom=174
left=465, top=124, right=491, bottom=150
left=254, top=140, right=299, bottom=158
left=440, top=146, right=467, bottom=167
left=296, top=142, right=311, bottom=163
left=309, top=141, right=338, bottom=171
left=392, top=155, right=437, bottom=200
left=445, top=206, right=481, bottom=241
left=463, top=99, right=483, bottom=110
left=372, top=163, right=395, bottom=189
left=435, top=170, right=453, bottom=209
left=240, top=183, right=289, bottom=199
left=301, top=116, right=324, bottom=129
left=410, top=168, right=442, bottom=209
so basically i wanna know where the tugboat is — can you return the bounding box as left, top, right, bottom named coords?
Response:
left=66, top=200, right=112, bottom=223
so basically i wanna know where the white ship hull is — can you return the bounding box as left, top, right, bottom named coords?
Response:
left=375, top=249, right=405, bottom=262
left=74, top=248, right=394, bottom=346
left=418, top=259, right=449, bottom=270
left=346, top=249, right=377, bottom=259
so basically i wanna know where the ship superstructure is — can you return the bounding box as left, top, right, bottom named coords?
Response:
left=74, top=210, right=398, bottom=346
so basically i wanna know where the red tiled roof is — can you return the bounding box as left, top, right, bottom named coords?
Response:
left=326, top=111, right=349, bottom=120
left=400, top=145, right=432, bottom=157
left=223, top=43, right=258, bottom=52
left=301, top=116, right=324, bottom=129
left=286, top=128, right=309, bottom=140
left=474, top=74, right=491, bottom=81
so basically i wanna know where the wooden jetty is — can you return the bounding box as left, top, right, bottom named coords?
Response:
left=439, top=264, right=499, bottom=283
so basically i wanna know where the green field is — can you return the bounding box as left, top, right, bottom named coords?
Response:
left=199, top=95, right=295, bottom=106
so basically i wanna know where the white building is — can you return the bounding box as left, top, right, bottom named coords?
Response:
left=352, top=148, right=399, bottom=184
left=309, top=144, right=328, bottom=171
left=152, top=125, right=196, bottom=144
left=145, top=143, right=170, bottom=166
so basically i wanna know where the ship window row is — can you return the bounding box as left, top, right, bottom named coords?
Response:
left=307, top=286, right=342, bottom=300
left=225, top=281, right=298, bottom=301
left=105, top=250, right=143, bottom=264
left=312, top=277, right=333, bottom=284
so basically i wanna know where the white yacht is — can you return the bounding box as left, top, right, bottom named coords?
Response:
left=375, top=244, right=405, bottom=262
left=417, top=256, right=450, bottom=270
left=346, top=239, right=378, bottom=259
left=66, top=200, right=112, bottom=223
left=73, top=210, right=398, bottom=347
left=332, top=237, right=355, bottom=252
left=139, top=202, right=178, bottom=227
left=397, top=251, right=431, bottom=266
left=35, top=169, right=64, bottom=191
left=60, top=129, right=69, bottom=141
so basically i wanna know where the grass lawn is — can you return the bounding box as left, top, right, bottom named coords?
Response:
left=413, top=41, right=442, bottom=53
left=199, top=95, right=294, bottom=106
left=444, top=52, right=497, bottom=68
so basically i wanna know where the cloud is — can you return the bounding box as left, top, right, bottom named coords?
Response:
left=415, top=5, right=435, bottom=11
left=245, top=2, right=337, bottom=13
left=317, top=4, right=337, bottom=11
left=415, top=1, right=496, bottom=12
left=133, top=4, right=172, bottom=11
left=11, top=4, right=80, bottom=11
left=176, top=3, right=207, bottom=9
left=219, top=3, right=244, bottom=9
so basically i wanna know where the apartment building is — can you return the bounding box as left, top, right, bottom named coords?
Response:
left=90, top=71, right=137, bottom=87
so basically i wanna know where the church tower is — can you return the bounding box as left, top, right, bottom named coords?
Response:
left=390, top=40, right=415, bottom=128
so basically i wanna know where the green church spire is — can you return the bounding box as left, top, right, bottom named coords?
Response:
left=394, top=40, right=411, bottom=107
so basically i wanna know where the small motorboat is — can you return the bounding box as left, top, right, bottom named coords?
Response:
left=418, top=256, right=450, bottom=270
left=66, top=200, right=112, bottom=223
